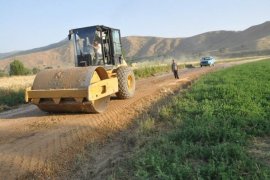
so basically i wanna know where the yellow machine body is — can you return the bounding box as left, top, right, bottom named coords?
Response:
left=25, top=66, right=119, bottom=113
left=25, top=25, right=136, bottom=113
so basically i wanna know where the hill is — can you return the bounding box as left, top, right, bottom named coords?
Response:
left=1, top=21, right=270, bottom=70
left=0, top=40, right=74, bottom=71
left=123, top=21, right=270, bottom=60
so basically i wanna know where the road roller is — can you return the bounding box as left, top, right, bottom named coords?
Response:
left=25, top=25, right=135, bottom=113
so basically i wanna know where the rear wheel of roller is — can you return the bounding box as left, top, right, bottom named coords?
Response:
left=115, top=66, right=135, bottom=99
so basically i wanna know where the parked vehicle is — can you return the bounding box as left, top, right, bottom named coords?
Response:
left=200, top=56, right=215, bottom=67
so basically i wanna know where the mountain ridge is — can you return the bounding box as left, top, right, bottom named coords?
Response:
left=1, top=21, right=270, bottom=70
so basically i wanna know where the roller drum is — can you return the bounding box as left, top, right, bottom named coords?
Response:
left=31, top=66, right=110, bottom=113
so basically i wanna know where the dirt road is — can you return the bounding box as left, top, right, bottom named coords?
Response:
left=0, top=60, right=261, bottom=179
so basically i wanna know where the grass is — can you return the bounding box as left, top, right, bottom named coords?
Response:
left=0, top=88, right=25, bottom=112
left=133, top=64, right=188, bottom=79
left=113, top=59, right=270, bottom=179
left=0, top=75, right=34, bottom=89
left=0, top=75, right=34, bottom=112
left=133, top=65, right=171, bottom=79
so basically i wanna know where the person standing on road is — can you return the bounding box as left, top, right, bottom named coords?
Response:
left=171, top=59, right=179, bottom=79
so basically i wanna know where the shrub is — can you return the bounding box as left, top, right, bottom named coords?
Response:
left=32, top=67, right=41, bottom=74
left=9, top=60, right=32, bottom=76
left=0, top=88, right=25, bottom=112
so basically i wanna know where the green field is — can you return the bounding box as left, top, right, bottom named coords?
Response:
left=115, top=59, right=270, bottom=179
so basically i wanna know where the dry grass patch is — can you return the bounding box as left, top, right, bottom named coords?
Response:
left=0, top=75, right=35, bottom=90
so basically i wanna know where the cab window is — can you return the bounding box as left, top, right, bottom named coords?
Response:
left=112, top=30, right=122, bottom=55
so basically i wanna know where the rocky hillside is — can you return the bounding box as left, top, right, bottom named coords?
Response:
left=0, top=40, right=74, bottom=71
left=1, top=21, right=270, bottom=70
left=123, top=21, right=270, bottom=59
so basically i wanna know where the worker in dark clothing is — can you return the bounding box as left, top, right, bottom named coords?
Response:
left=171, top=59, right=179, bottom=79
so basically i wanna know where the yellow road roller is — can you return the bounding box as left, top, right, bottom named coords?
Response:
left=25, top=25, right=135, bottom=113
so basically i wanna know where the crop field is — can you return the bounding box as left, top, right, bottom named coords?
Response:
left=112, top=59, right=270, bottom=179
left=0, top=75, right=35, bottom=89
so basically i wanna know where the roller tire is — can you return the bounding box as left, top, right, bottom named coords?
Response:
left=116, top=66, right=135, bottom=99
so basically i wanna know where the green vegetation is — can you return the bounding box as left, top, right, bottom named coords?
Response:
left=133, top=64, right=185, bottom=79
left=0, top=88, right=25, bottom=112
left=134, top=65, right=171, bottom=79
left=116, top=60, right=270, bottom=179
left=9, top=60, right=32, bottom=76
left=32, top=67, right=41, bottom=74
left=133, top=63, right=201, bottom=79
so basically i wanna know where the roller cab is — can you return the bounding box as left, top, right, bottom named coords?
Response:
left=25, top=25, right=135, bottom=113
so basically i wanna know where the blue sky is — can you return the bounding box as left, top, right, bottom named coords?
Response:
left=0, top=0, right=270, bottom=53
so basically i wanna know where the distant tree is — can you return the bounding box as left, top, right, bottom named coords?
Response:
left=9, top=60, right=31, bottom=76
left=32, top=67, right=41, bottom=74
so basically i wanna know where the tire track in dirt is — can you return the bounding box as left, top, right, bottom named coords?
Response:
left=0, top=60, right=261, bottom=179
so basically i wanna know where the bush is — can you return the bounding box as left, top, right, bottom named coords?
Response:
left=0, top=88, right=25, bottom=112
left=9, top=60, right=32, bottom=76
left=32, top=67, right=40, bottom=74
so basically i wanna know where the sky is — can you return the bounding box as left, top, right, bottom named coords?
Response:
left=0, top=0, right=270, bottom=53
